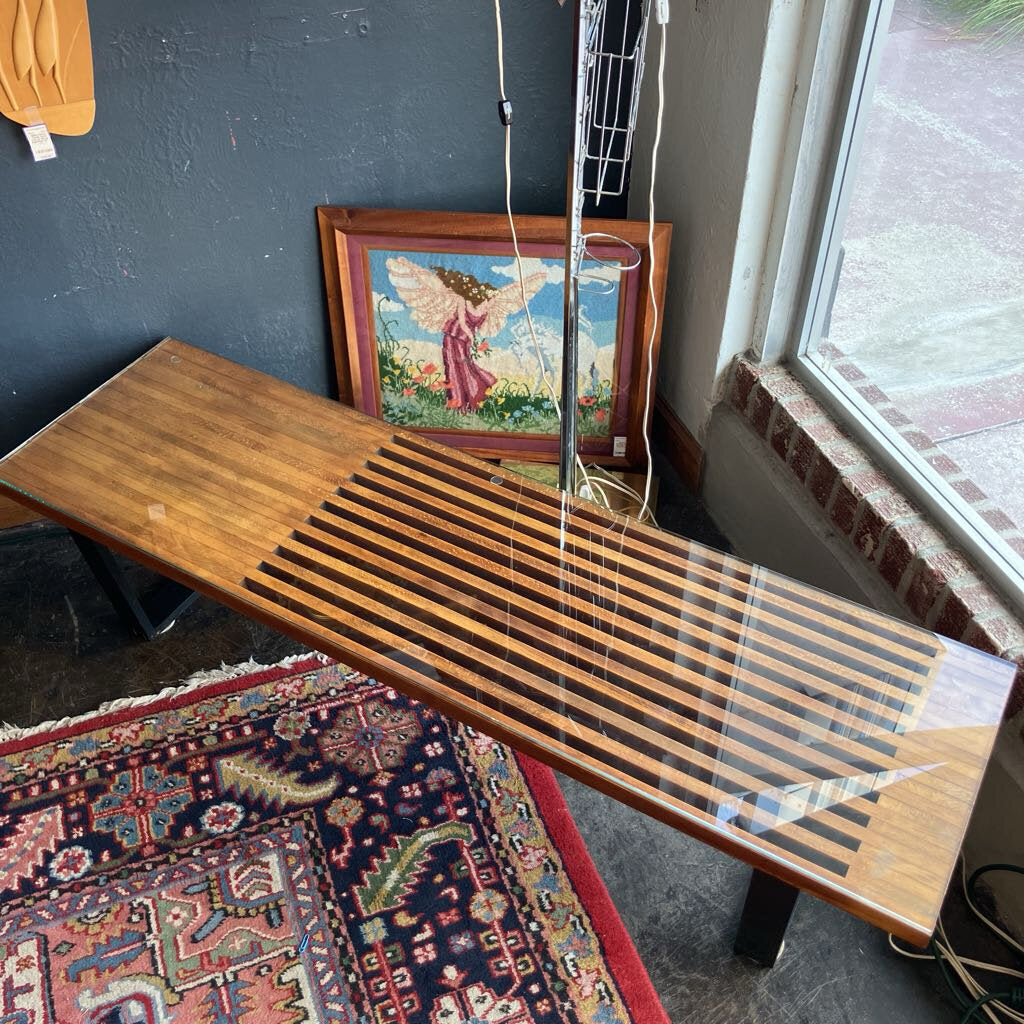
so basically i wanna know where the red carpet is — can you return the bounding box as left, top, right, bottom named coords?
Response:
left=0, top=655, right=668, bottom=1024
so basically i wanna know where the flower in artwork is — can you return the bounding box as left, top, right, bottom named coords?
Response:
left=89, top=764, right=193, bottom=848
left=469, top=888, right=508, bottom=925
left=319, top=699, right=422, bottom=776
left=273, top=710, right=309, bottom=741
left=325, top=796, right=364, bottom=828
left=274, top=678, right=306, bottom=700
left=200, top=802, right=245, bottom=835
left=412, top=942, right=437, bottom=964
left=361, top=917, right=388, bottom=944
left=164, top=905, right=192, bottom=929
left=468, top=734, right=495, bottom=756
left=110, top=721, right=145, bottom=745
left=448, top=930, right=475, bottom=954
left=49, top=845, right=93, bottom=881
left=575, top=966, right=602, bottom=998
left=426, top=767, right=456, bottom=791
left=403, top=387, right=416, bottom=396
left=518, top=845, right=548, bottom=871
left=558, top=930, right=594, bottom=959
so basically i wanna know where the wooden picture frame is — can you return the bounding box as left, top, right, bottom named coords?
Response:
left=318, top=206, right=671, bottom=466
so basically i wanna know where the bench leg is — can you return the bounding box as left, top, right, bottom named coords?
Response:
left=733, top=869, right=799, bottom=967
left=70, top=531, right=198, bottom=640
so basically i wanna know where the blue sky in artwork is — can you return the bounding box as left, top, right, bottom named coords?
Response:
left=367, top=248, right=621, bottom=350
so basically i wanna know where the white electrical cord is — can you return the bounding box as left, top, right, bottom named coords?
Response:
left=587, top=463, right=660, bottom=526
left=888, top=854, right=1024, bottom=1024
left=637, top=18, right=667, bottom=524
left=493, top=0, right=597, bottom=503
left=492, top=0, right=666, bottom=525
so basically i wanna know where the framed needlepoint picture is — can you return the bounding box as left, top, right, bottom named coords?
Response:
left=317, top=207, right=670, bottom=466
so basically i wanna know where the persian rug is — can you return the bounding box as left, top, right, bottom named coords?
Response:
left=0, top=654, right=669, bottom=1024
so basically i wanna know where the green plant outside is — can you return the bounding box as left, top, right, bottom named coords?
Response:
left=943, top=0, right=1024, bottom=43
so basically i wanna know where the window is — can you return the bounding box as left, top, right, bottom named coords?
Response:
left=791, top=0, right=1024, bottom=609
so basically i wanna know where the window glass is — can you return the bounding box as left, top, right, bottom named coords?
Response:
left=806, top=0, right=1024, bottom=577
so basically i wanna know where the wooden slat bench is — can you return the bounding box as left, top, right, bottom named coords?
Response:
left=0, top=338, right=1015, bottom=966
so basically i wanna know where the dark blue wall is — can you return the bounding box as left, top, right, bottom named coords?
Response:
left=0, top=0, right=572, bottom=453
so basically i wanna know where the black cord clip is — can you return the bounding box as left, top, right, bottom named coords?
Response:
left=498, top=99, right=513, bottom=126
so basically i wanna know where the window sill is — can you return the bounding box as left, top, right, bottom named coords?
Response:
left=728, top=356, right=1024, bottom=716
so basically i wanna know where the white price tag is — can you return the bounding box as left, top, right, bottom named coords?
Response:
left=613, top=436, right=627, bottom=458
left=23, top=122, right=57, bottom=162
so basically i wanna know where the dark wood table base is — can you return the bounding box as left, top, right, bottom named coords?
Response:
left=734, top=869, right=801, bottom=967
left=70, top=531, right=198, bottom=641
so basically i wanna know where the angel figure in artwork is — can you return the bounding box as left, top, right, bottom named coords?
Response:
left=386, top=257, right=547, bottom=412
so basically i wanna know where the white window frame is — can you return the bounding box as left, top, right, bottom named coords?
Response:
left=773, top=0, right=1024, bottom=613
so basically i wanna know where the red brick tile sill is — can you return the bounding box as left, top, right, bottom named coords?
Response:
left=728, top=357, right=1024, bottom=716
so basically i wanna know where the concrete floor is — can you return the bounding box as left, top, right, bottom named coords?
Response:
left=822, top=0, right=1024, bottom=530
left=0, top=454, right=1004, bottom=1023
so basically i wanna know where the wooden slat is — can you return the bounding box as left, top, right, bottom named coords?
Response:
left=300, top=507, right=991, bottom=791
left=394, top=432, right=939, bottom=650
left=0, top=336, right=1016, bottom=948
left=45, top=401, right=985, bottom=830
left=347, top=465, right=939, bottom=711
left=367, top=448, right=938, bottom=674
left=42, top=408, right=985, bottom=818
left=271, top=529, right=978, bottom=839
left=50, top=394, right=992, bottom=789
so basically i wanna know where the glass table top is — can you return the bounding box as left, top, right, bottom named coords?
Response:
left=0, top=338, right=1016, bottom=944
